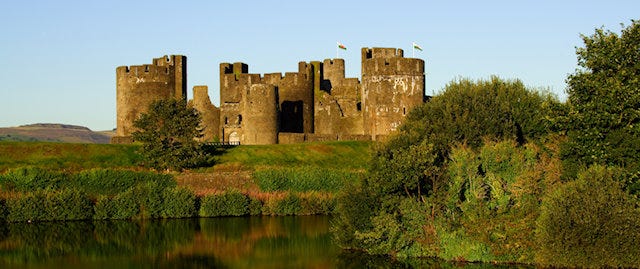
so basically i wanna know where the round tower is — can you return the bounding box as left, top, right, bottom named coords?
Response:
left=242, top=84, right=278, bottom=145
left=114, top=55, right=186, bottom=143
left=360, top=48, right=425, bottom=140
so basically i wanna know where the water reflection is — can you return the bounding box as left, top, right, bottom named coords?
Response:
left=0, top=216, right=533, bottom=269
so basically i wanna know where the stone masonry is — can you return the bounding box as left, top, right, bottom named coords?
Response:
left=111, top=48, right=425, bottom=145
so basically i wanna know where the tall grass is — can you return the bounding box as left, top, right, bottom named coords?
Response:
left=253, top=167, right=361, bottom=193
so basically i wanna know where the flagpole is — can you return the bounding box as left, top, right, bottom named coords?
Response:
left=412, top=42, right=415, bottom=58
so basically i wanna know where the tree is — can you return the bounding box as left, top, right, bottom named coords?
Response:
left=333, top=76, right=560, bottom=256
left=132, top=99, right=208, bottom=171
left=562, top=20, right=640, bottom=187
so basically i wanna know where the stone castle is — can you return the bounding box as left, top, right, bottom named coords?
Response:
left=112, top=47, right=425, bottom=145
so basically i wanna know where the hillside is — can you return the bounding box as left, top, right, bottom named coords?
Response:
left=0, top=123, right=114, bottom=144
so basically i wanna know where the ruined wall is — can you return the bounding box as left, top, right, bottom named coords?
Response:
left=190, top=86, right=220, bottom=142
left=313, top=59, right=364, bottom=136
left=242, top=84, right=278, bottom=145
left=361, top=48, right=424, bottom=139
left=113, top=55, right=187, bottom=143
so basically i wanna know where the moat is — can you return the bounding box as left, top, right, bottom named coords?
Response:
left=0, top=216, right=533, bottom=268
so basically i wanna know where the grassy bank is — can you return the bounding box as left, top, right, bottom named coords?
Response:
left=0, top=140, right=373, bottom=221
left=0, top=142, right=141, bottom=173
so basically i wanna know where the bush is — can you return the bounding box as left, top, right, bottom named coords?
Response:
left=248, top=197, right=262, bottom=216
left=45, top=188, right=93, bottom=221
left=273, top=193, right=302, bottom=216
left=6, top=189, right=92, bottom=222
left=199, top=191, right=249, bottom=217
left=93, top=195, right=113, bottom=220
left=6, top=191, right=46, bottom=222
left=536, top=165, right=640, bottom=268
left=110, top=189, right=139, bottom=220
left=161, top=187, right=197, bottom=218
left=0, top=167, right=66, bottom=192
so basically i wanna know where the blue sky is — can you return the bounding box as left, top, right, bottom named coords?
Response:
left=1, top=0, right=638, bottom=131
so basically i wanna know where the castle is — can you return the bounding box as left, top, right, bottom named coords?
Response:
left=112, top=47, right=425, bottom=145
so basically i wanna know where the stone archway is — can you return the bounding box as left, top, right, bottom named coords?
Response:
left=229, top=131, right=240, bottom=144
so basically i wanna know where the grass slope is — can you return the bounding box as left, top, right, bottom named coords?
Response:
left=0, top=142, right=141, bottom=173
left=212, top=141, right=373, bottom=171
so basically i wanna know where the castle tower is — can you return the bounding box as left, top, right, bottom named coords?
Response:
left=242, top=84, right=278, bottom=145
left=113, top=55, right=187, bottom=143
left=361, top=48, right=425, bottom=140
left=190, top=85, right=220, bottom=142
left=264, top=62, right=315, bottom=134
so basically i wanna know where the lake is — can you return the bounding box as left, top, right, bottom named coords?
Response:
left=0, top=216, right=533, bottom=268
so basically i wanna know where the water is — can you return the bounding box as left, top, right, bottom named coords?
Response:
left=0, top=216, right=532, bottom=268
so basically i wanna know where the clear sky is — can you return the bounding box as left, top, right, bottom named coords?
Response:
left=1, top=0, right=638, bottom=131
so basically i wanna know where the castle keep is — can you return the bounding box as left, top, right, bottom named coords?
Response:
left=112, top=48, right=425, bottom=145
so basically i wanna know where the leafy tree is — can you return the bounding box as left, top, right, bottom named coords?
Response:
left=562, top=20, right=640, bottom=186
left=333, top=76, right=560, bottom=256
left=132, top=99, right=208, bottom=171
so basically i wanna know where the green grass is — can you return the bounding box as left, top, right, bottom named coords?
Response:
left=212, top=141, right=373, bottom=171
left=0, top=142, right=141, bottom=173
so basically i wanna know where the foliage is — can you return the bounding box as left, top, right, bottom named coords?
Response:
left=132, top=98, right=209, bottom=171
left=442, top=140, right=561, bottom=262
left=333, top=76, right=560, bottom=257
left=536, top=165, right=640, bottom=268
left=561, top=20, right=640, bottom=185
left=5, top=189, right=93, bottom=222
left=161, top=187, right=197, bottom=218
left=199, top=191, right=250, bottom=217
left=253, top=167, right=360, bottom=193
left=0, top=167, right=66, bottom=192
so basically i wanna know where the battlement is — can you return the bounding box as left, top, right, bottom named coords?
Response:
left=361, top=47, right=404, bottom=60
left=152, top=55, right=185, bottom=67
left=220, top=62, right=249, bottom=75
left=322, top=58, right=346, bottom=82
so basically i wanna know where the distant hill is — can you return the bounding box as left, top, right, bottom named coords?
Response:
left=0, top=123, right=114, bottom=144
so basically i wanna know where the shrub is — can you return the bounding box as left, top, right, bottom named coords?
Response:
left=248, top=197, right=262, bottom=216
left=161, top=187, right=197, bottom=218
left=110, top=189, right=139, bottom=220
left=6, top=191, right=46, bottom=222
left=536, top=165, right=640, bottom=268
left=45, top=188, right=93, bottom=221
left=0, top=167, right=66, bottom=192
left=93, top=195, right=113, bottom=220
left=199, top=191, right=249, bottom=217
left=273, top=193, right=302, bottom=216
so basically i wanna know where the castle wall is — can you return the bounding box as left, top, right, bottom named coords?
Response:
left=114, top=55, right=187, bottom=142
left=314, top=59, right=364, bottom=136
left=190, top=85, right=220, bottom=142
left=242, top=84, right=278, bottom=145
left=361, top=48, right=425, bottom=139
left=114, top=48, right=425, bottom=145
left=220, top=102, right=241, bottom=143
